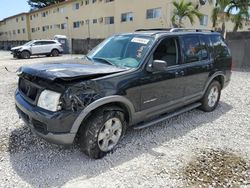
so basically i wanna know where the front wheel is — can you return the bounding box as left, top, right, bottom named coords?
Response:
left=200, top=81, right=221, bottom=112
left=21, top=51, right=30, bottom=59
left=79, top=107, right=126, bottom=159
left=51, top=49, right=59, bottom=57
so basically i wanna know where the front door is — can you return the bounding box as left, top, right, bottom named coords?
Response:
left=139, top=37, right=186, bottom=118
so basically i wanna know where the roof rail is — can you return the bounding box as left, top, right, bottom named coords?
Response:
left=170, top=28, right=214, bottom=32
left=135, top=28, right=214, bottom=33
left=135, top=28, right=172, bottom=32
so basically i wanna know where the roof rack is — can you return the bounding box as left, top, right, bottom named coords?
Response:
left=135, top=28, right=214, bottom=33
left=135, top=28, right=172, bottom=32
left=170, top=28, right=214, bottom=32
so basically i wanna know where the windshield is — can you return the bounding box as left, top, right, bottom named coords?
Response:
left=23, top=41, right=34, bottom=46
left=87, top=35, right=154, bottom=68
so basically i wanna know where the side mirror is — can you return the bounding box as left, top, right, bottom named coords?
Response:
left=149, top=60, right=168, bottom=72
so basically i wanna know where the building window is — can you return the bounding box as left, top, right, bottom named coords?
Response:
left=121, top=12, right=133, bottom=22
left=42, top=12, right=46, bottom=17
left=73, top=21, right=80, bottom=28
left=23, top=28, right=26, bottom=33
left=54, top=24, right=60, bottom=29
left=93, top=19, right=97, bottom=24
left=105, top=0, right=114, bottom=2
left=61, top=23, right=67, bottom=29
left=104, top=16, right=114, bottom=24
left=146, top=8, right=161, bottom=19
left=85, top=0, right=89, bottom=5
left=200, top=15, right=208, bottom=26
left=17, top=29, right=20, bottom=34
left=73, top=2, right=80, bottom=10
left=42, top=25, right=49, bottom=32
left=92, top=0, right=97, bottom=3
left=21, top=16, right=25, bottom=21
left=31, top=28, right=35, bottom=33
left=16, top=18, right=18, bottom=22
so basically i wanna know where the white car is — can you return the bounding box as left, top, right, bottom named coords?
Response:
left=11, top=40, right=64, bottom=59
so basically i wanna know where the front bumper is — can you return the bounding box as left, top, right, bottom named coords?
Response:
left=15, top=90, right=77, bottom=145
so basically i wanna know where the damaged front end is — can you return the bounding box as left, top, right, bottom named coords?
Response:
left=62, top=80, right=105, bottom=113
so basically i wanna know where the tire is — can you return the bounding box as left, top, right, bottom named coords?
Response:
left=79, top=106, right=127, bottom=159
left=51, top=49, right=59, bottom=57
left=200, top=81, right=221, bottom=112
left=21, top=51, right=30, bottom=59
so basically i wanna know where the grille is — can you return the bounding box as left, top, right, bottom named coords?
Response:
left=19, top=78, right=39, bottom=102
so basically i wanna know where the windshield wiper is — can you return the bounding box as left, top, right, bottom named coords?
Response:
left=92, top=57, right=115, bottom=66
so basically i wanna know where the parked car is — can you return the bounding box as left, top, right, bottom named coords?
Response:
left=11, top=40, right=63, bottom=59
left=15, top=28, right=232, bottom=159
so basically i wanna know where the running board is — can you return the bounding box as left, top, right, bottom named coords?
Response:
left=133, top=102, right=201, bottom=130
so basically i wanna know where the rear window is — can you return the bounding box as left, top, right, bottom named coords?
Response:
left=210, top=35, right=230, bottom=58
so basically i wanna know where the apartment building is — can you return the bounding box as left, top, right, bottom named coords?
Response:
left=0, top=0, right=248, bottom=43
left=0, top=13, right=30, bottom=41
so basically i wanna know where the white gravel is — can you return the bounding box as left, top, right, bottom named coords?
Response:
left=0, top=51, right=249, bottom=188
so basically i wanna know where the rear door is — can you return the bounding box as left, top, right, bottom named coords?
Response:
left=179, top=34, right=212, bottom=103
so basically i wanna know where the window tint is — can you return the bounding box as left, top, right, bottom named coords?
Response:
left=183, top=36, right=200, bottom=63
left=210, top=35, right=230, bottom=58
left=199, top=36, right=209, bottom=60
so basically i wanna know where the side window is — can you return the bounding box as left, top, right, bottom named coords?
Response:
left=153, top=37, right=178, bottom=67
left=183, top=36, right=200, bottom=63
left=33, top=42, right=42, bottom=46
left=210, top=35, right=230, bottom=58
left=199, top=36, right=209, bottom=60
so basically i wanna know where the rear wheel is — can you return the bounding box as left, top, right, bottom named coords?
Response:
left=200, top=81, right=221, bottom=112
left=51, top=49, right=59, bottom=57
left=21, top=51, right=30, bottom=59
left=79, top=107, right=126, bottom=159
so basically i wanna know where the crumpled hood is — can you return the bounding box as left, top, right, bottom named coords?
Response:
left=17, top=59, right=127, bottom=81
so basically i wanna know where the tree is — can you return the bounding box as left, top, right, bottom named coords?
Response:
left=171, top=0, right=203, bottom=28
left=28, top=0, right=65, bottom=9
left=227, top=0, right=250, bottom=32
left=208, top=0, right=231, bottom=35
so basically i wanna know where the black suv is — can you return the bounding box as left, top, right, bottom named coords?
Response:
left=15, top=29, right=232, bottom=159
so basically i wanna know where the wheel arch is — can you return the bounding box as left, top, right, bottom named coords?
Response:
left=70, top=95, right=135, bottom=134
left=203, top=72, right=226, bottom=95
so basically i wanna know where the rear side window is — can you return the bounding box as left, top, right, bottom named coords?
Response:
left=210, top=35, right=230, bottom=58
left=182, top=35, right=208, bottom=63
left=199, top=36, right=209, bottom=60
left=183, top=36, right=200, bottom=63
left=41, top=41, right=56, bottom=45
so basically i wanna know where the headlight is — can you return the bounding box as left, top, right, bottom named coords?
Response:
left=37, top=90, right=61, bottom=112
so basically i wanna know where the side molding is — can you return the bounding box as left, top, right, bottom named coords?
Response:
left=70, top=95, right=135, bottom=134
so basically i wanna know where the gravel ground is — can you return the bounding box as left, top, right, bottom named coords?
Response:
left=0, top=51, right=249, bottom=188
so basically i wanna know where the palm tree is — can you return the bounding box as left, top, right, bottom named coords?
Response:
left=227, top=0, right=250, bottom=32
left=208, top=0, right=231, bottom=35
left=171, top=0, right=203, bottom=28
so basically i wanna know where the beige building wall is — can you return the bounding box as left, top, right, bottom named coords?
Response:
left=27, top=0, right=215, bottom=40
left=0, top=13, right=30, bottom=41
left=1, top=0, right=249, bottom=42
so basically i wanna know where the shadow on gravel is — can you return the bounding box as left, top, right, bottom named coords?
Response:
left=9, top=101, right=233, bottom=188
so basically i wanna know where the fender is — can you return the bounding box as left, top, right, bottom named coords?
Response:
left=70, top=95, right=135, bottom=134
left=202, top=71, right=226, bottom=95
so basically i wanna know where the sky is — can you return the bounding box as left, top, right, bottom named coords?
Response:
left=0, top=0, right=30, bottom=20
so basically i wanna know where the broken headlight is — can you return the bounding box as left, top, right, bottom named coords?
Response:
left=37, top=90, right=61, bottom=112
